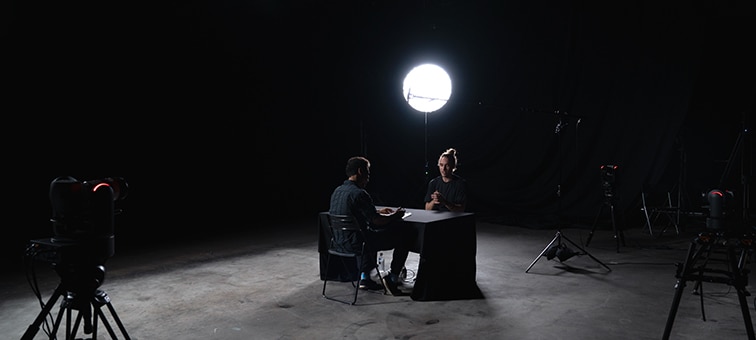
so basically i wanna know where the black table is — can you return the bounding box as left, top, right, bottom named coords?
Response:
left=318, top=208, right=482, bottom=301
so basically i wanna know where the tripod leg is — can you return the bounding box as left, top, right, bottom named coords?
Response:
left=587, top=205, right=605, bottom=247
left=729, top=247, right=756, bottom=339
left=47, top=299, right=72, bottom=339
left=609, top=204, right=625, bottom=252
left=698, top=275, right=706, bottom=321
left=560, top=234, right=612, bottom=272
left=735, top=287, right=755, bottom=340
left=94, top=305, right=118, bottom=339
left=71, top=309, right=83, bottom=339
left=525, top=232, right=561, bottom=273
left=21, top=283, right=66, bottom=340
left=94, top=290, right=132, bottom=340
left=663, top=274, right=688, bottom=340
left=95, top=303, right=131, bottom=340
left=663, top=240, right=698, bottom=340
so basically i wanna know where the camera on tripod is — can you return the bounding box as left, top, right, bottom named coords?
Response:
left=21, top=176, right=131, bottom=340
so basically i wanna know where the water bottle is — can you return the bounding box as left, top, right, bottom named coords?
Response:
left=377, top=252, right=384, bottom=275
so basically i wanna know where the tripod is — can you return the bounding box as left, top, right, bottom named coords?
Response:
left=525, top=110, right=610, bottom=273
left=662, top=232, right=755, bottom=340
left=587, top=191, right=626, bottom=252
left=21, top=281, right=130, bottom=340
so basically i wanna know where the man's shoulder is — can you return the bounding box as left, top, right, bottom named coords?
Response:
left=333, top=181, right=370, bottom=199
left=429, top=176, right=444, bottom=184
left=335, top=180, right=359, bottom=190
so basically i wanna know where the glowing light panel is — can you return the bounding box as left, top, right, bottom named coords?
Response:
left=403, top=64, right=452, bottom=113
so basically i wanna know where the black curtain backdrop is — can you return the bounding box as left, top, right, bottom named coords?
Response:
left=4, top=0, right=754, bottom=262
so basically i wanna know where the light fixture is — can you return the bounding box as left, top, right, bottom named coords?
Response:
left=402, top=63, right=452, bottom=113
left=402, top=63, right=452, bottom=177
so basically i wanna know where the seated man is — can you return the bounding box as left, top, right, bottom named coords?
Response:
left=425, top=147, right=467, bottom=212
left=329, top=156, right=416, bottom=295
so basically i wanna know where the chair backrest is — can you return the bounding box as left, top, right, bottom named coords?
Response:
left=327, top=214, right=365, bottom=256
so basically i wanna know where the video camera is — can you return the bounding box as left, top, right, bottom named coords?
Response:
left=600, top=164, right=618, bottom=201
left=704, top=188, right=736, bottom=232
left=30, top=176, right=128, bottom=266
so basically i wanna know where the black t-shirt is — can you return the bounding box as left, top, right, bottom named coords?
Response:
left=424, top=174, right=467, bottom=211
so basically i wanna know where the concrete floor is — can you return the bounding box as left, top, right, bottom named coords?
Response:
left=1, top=215, right=754, bottom=340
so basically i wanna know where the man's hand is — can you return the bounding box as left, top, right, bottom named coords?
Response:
left=378, top=207, right=393, bottom=215
left=431, top=190, right=445, bottom=205
left=378, top=207, right=405, bottom=217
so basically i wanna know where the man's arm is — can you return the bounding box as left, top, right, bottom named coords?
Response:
left=372, top=207, right=405, bottom=226
left=424, top=178, right=437, bottom=210
left=432, top=192, right=465, bottom=212
left=444, top=201, right=466, bottom=212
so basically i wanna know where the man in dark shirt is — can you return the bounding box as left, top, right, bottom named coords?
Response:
left=425, top=148, right=467, bottom=212
left=329, top=156, right=414, bottom=295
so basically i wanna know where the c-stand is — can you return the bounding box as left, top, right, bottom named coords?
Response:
left=525, top=110, right=610, bottom=273
left=662, top=231, right=755, bottom=340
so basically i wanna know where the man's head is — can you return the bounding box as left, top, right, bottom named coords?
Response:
left=346, top=156, right=370, bottom=188
left=438, top=148, right=458, bottom=179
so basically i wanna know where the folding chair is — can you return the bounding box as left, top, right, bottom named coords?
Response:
left=322, top=213, right=384, bottom=304
left=640, top=190, right=680, bottom=237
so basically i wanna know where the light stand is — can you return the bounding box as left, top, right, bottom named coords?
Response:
left=717, top=113, right=752, bottom=226
left=404, top=109, right=431, bottom=208
left=402, top=63, right=452, bottom=207
left=525, top=110, right=610, bottom=273
left=424, top=110, right=429, bottom=179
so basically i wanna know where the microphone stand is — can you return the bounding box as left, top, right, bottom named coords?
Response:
left=525, top=109, right=610, bottom=273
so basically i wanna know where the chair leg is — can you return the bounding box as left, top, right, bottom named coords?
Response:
left=350, top=257, right=361, bottom=304
left=351, top=272, right=359, bottom=305
left=322, top=253, right=332, bottom=297
left=323, top=254, right=363, bottom=305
